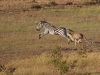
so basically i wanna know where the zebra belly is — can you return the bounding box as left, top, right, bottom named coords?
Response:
left=49, top=31, right=55, bottom=35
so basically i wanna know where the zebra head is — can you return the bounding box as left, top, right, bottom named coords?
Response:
left=36, top=21, right=47, bottom=31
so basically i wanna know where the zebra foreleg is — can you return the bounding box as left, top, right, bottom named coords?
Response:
left=39, top=34, right=42, bottom=39
left=39, top=33, right=44, bottom=39
left=39, top=32, right=48, bottom=39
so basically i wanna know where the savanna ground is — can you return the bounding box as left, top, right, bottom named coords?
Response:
left=0, top=0, right=100, bottom=75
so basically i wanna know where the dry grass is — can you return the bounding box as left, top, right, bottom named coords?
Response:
left=1, top=52, right=59, bottom=75
left=0, top=51, right=100, bottom=75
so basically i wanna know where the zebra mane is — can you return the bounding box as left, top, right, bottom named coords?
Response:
left=40, top=21, right=52, bottom=27
left=40, top=21, right=47, bottom=23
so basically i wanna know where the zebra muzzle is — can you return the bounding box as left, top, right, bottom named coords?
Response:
left=36, top=28, right=40, bottom=31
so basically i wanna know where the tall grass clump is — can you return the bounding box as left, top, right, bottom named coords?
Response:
left=51, top=46, right=77, bottom=75
left=0, top=64, right=16, bottom=75
left=31, top=4, right=42, bottom=9
left=77, top=46, right=87, bottom=57
left=82, top=0, right=99, bottom=5
left=51, top=46, right=69, bottom=75
left=49, top=1, right=58, bottom=6
left=66, top=2, right=73, bottom=5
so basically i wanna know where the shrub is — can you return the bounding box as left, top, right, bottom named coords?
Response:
left=77, top=46, right=87, bottom=58
left=0, top=64, right=16, bottom=75
left=32, top=0, right=36, bottom=2
left=83, top=1, right=96, bottom=5
left=92, top=0, right=100, bottom=3
left=83, top=0, right=100, bottom=5
left=0, top=64, right=6, bottom=72
left=31, top=4, right=42, bottom=9
left=49, top=1, right=58, bottom=6
left=66, top=2, right=73, bottom=5
left=51, top=46, right=69, bottom=75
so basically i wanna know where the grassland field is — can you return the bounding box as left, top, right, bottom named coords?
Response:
left=0, top=0, right=100, bottom=75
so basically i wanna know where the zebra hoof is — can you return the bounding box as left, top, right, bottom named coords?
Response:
left=39, top=37, right=41, bottom=39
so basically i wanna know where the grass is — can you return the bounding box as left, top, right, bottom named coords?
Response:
left=0, top=1, right=100, bottom=74
left=1, top=48, right=100, bottom=75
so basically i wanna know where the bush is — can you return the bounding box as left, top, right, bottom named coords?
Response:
left=49, top=1, right=58, bottom=6
left=51, top=46, right=69, bottom=75
left=82, top=0, right=100, bottom=5
left=66, top=2, right=73, bottom=5
left=83, top=1, right=96, bottom=5
left=31, top=4, right=42, bottom=9
left=0, top=64, right=16, bottom=75
left=51, top=46, right=78, bottom=75
left=92, top=0, right=100, bottom=3
left=77, top=46, right=87, bottom=58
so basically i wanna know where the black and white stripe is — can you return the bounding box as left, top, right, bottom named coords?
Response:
left=36, top=21, right=73, bottom=43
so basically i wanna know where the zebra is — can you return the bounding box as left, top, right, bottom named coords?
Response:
left=36, top=21, right=73, bottom=44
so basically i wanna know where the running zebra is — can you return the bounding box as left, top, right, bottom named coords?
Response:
left=36, top=21, right=73, bottom=44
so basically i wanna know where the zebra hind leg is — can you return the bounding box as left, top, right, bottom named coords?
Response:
left=61, top=34, right=72, bottom=44
left=58, top=31, right=72, bottom=44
